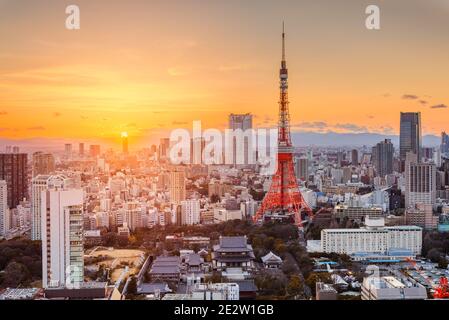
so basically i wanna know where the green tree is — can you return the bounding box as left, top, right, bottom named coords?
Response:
left=126, top=276, right=138, bottom=298
left=2, top=262, right=30, bottom=287
left=286, top=275, right=304, bottom=298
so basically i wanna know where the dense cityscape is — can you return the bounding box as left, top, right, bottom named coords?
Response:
left=1, top=26, right=449, bottom=302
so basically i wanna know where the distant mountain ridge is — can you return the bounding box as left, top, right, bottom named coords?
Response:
left=291, top=131, right=441, bottom=147
left=0, top=131, right=442, bottom=153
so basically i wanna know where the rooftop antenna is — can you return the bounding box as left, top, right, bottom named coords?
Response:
left=282, top=21, right=286, bottom=62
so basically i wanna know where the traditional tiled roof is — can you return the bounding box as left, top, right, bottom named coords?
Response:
left=261, top=251, right=283, bottom=264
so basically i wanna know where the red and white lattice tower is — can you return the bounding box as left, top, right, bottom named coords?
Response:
left=253, top=24, right=312, bottom=227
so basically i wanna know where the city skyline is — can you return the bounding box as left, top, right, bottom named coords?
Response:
left=0, top=0, right=448, bottom=150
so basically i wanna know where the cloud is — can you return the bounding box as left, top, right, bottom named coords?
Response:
left=379, top=126, right=395, bottom=135
left=296, top=121, right=328, bottom=130
left=53, top=112, right=61, bottom=117
left=27, top=126, right=45, bottom=131
left=335, top=123, right=368, bottom=132
left=382, top=93, right=391, bottom=98
left=430, top=104, right=448, bottom=109
left=419, top=100, right=427, bottom=105
left=402, top=94, right=419, bottom=100
left=0, top=111, right=7, bottom=116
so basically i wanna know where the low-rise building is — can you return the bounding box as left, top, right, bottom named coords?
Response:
left=316, top=282, right=337, bottom=300
left=212, top=236, right=255, bottom=271
left=361, top=276, right=427, bottom=300
left=149, top=256, right=181, bottom=282
left=261, top=251, right=283, bottom=269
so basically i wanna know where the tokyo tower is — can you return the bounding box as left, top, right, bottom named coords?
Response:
left=253, top=24, right=312, bottom=227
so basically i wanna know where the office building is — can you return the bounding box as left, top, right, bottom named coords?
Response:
left=123, top=201, right=142, bottom=231
left=64, top=144, right=72, bottom=159
left=442, top=132, right=449, bottom=155
left=372, top=139, right=394, bottom=177
left=351, top=149, right=358, bottom=166
left=190, top=137, right=205, bottom=165
left=41, top=187, right=84, bottom=289
left=295, top=157, right=309, bottom=181
left=405, top=203, right=438, bottom=230
left=32, top=175, right=74, bottom=241
left=169, top=167, right=186, bottom=204
left=0, top=153, right=28, bottom=209
left=159, top=138, right=170, bottom=160
left=32, top=152, right=55, bottom=176
left=334, top=205, right=383, bottom=220
left=0, top=181, right=9, bottom=237
left=399, top=112, right=422, bottom=170
left=405, top=156, right=436, bottom=208
left=321, top=217, right=422, bottom=256
left=181, top=199, right=200, bottom=225
left=228, top=113, right=253, bottom=166
left=79, top=143, right=84, bottom=157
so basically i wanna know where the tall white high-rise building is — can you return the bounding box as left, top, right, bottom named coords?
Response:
left=169, top=167, right=186, bottom=204
left=31, top=174, right=74, bottom=240
left=42, top=187, right=84, bottom=289
left=0, top=180, right=9, bottom=237
left=181, top=200, right=200, bottom=225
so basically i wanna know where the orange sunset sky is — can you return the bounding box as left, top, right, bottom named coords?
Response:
left=0, top=0, right=448, bottom=148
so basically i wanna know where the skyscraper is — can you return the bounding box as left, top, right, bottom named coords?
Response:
left=79, top=143, right=85, bottom=157
left=0, top=153, right=28, bottom=209
left=405, top=153, right=436, bottom=208
left=190, top=137, right=206, bottom=165
left=32, top=152, right=55, bottom=177
left=41, top=186, right=84, bottom=289
left=351, top=149, right=359, bottom=166
left=0, top=180, right=9, bottom=237
left=372, top=139, right=394, bottom=177
left=441, top=132, right=449, bottom=155
left=228, top=113, right=253, bottom=166
left=295, top=157, right=309, bottom=181
left=400, top=112, right=422, bottom=170
left=159, top=138, right=170, bottom=160
left=64, top=144, right=73, bottom=159
left=169, top=167, right=186, bottom=204
left=31, top=174, right=74, bottom=241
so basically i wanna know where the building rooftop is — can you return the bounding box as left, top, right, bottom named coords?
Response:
left=213, top=236, right=253, bottom=253
left=261, top=251, right=282, bottom=264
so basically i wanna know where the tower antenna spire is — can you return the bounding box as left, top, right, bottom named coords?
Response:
left=282, top=21, right=286, bottom=62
